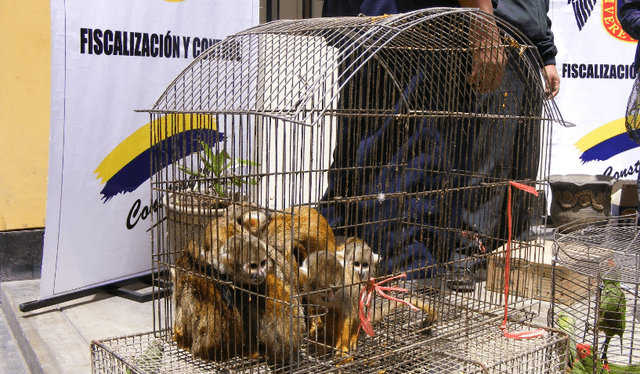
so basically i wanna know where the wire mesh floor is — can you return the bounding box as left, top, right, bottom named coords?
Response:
left=92, top=286, right=566, bottom=374
left=554, top=214, right=640, bottom=282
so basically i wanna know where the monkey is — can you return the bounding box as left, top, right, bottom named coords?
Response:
left=260, top=206, right=337, bottom=293
left=170, top=206, right=244, bottom=333
left=252, top=268, right=305, bottom=364
left=240, top=209, right=270, bottom=236
left=173, top=232, right=304, bottom=364
left=221, top=231, right=304, bottom=364
left=301, top=251, right=438, bottom=357
left=335, top=237, right=380, bottom=283
left=198, top=204, right=246, bottom=265
left=263, top=206, right=337, bottom=265
left=172, top=268, right=246, bottom=361
left=186, top=202, right=265, bottom=273
left=301, top=250, right=362, bottom=357
left=171, top=218, right=268, bottom=362
left=172, top=240, right=247, bottom=361
left=217, top=232, right=269, bottom=286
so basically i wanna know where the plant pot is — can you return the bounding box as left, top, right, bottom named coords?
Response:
left=549, top=174, right=616, bottom=228
left=164, top=189, right=247, bottom=253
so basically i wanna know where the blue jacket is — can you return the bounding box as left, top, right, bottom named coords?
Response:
left=494, top=0, right=557, bottom=66
left=619, top=0, right=640, bottom=71
left=319, top=1, right=542, bottom=279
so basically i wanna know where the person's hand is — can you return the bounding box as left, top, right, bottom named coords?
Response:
left=544, top=64, right=560, bottom=98
left=468, top=14, right=505, bottom=93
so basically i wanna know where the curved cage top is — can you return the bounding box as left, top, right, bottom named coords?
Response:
left=144, top=7, right=564, bottom=127
left=554, top=215, right=640, bottom=283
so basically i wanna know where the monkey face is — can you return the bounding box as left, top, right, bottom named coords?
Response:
left=339, top=238, right=379, bottom=282
left=354, top=254, right=379, bottom=279
left=242, top=258, right=268, bottom=285
left=353, top=260, right=370, bottom=280
left=306, top=284, right=340, bottom=308
left=220, top=232, right=270, bottom=285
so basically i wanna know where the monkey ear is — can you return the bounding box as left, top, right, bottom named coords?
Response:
left=299, top=265, right=308, bottom=277
left=300, top=256, right=310, bottom=270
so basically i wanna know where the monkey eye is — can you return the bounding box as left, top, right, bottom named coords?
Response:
left=260, top=259, right=267, bottom=268
left=250, top=263, right=259, bottom=270
left=362, top=262, right=369, bottom=268
left=354, top=261, right=361, bottom=267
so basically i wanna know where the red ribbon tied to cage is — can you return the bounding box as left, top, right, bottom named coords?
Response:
left=358, top=273, right=419, bottom=337
left=501, top=181, right=546, bottom=340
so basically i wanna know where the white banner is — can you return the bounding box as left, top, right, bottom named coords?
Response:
left=42, top=0, right=259, bottom=298
left=551, top=0, right=640, bottom=179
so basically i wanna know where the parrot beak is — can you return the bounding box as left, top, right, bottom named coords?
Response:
left=576, top=343, right=591, bottom=359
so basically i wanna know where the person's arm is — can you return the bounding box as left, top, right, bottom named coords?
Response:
left=458, top=0, right=495, bottom=14
left=459, top=0, right=505, bottom=92
left=544, top=64, right=560, bottom=98
left=538, top=1, right=560, bottom=98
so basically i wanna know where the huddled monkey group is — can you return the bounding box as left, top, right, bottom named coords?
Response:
left=171, top=203, right=438, bottom=364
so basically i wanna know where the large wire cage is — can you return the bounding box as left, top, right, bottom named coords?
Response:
left=549, top=216, right=640, bottom=372
left=93, top=8, right=569, bottom=374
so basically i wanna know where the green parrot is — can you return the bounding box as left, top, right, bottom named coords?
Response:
left=574, top=343, right=608, bottom=373
left=598, top=262, right=627, bottom=362
left=575, top=343, right=640, bottom=374
left=557, top=311, right=578, bottom=367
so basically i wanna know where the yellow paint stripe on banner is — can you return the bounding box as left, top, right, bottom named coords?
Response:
left=574, top=117, right=626, bottom=151
left=94, top=114, right=216, bottom=184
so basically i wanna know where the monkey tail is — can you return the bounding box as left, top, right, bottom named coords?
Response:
left=366, top=295, right=437, bottom=329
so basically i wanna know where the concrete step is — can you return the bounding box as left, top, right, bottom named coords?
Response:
left=1, top=280, right=155, bottom=374
left=0, top=300, right=30, bottom=374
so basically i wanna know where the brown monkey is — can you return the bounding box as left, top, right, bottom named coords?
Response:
left=263, top=206, right=337, bottom=265
left=240, top=209, right=270, bottom=236
left=335, top=237, right=380, bottom=283
left=171, top=202, right=265, bottom=362
left=301, top=250, right=361, bottom=357
left=174, top=232, right=304, bottom=364
left=171, top=226, right=268, bottom=362
left=217, top=232, right=269, bottom=286
left=198, top=204, right=246, bottom=267
left=172, top=242, right=247, bottom=361
left=221, top=232, right=304, bottom=364
left=172, top=270, right=246, bottom=361
left=261, top=206, right=336, bottom=292
left=252, top=269, right=304, bottom=364
left=301, top=251, right=437, bottom=357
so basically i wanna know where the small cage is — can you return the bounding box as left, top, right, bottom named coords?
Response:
left=94, top=7, right=569, bottom=374
left=549, top=216, right=640, bottom=372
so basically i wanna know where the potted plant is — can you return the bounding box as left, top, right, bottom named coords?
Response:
left=165, top=140, right=261, bottom=247
left=178, top=140, right=260, bottom=198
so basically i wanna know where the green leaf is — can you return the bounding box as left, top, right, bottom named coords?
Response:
left=177, top=165, right=207, bottom=178
left=231, top=177, right=245, bottom=186
left=211, top=150, right=231, bottom=177
left=197, top=141, right=218, bottom=175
